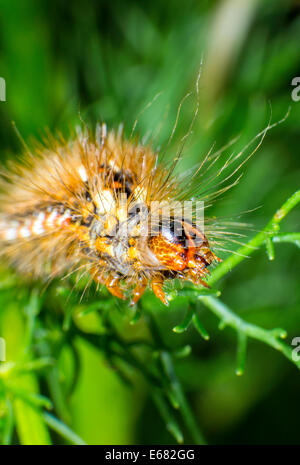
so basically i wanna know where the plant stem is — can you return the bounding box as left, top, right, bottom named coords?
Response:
left=208, top=190, right=300, bottom=285
left=43, top=412, right=87, bottom=445
left=160, top=351, right=206, bottom=445
left=2, top=399, right=14, bottom=445
left=199, top=296, right=300, bottom=370
left=152, top=390, right=184, bottom=444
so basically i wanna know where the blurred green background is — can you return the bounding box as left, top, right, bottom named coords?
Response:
left=0, top=0, right=299, bottom=445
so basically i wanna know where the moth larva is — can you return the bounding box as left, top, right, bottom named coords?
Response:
left=0, top=124, right=220, bottom=305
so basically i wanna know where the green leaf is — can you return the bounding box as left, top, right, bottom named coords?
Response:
left=43, top=412, right=87, bottom=445
left=192, top=313, right=210, bottom=340
left=13, top=375, right=51, bottom=445
left=152, top=390, right=184, bottom=444
left=173, top=308, right=193, bottom=333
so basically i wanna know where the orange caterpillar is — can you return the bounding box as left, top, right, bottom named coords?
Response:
left=0, top=124, right=220, bottom=305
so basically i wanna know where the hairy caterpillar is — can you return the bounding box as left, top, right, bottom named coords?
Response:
left=0, top=123, right=223, bottom=305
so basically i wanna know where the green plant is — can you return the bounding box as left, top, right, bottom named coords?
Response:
left=0, top=0, right=299, bottom=446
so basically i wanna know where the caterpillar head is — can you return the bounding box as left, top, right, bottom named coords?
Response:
left=146, top=219, right=220, bottom=282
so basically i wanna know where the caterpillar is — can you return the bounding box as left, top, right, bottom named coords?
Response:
left=0, top=123, right=222, bottom=305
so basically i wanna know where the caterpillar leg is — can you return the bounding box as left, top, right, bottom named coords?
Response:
left=92, top=268, right=125, bottom=300
left=131, top=278, right=147, bottom=305
left=105, top=276, right=125, bottom=300
left=189, top=272, right=210, bottom=288
left=151, top=276, right=168, bottom=305
left=197, top=278, right=210, bottom=288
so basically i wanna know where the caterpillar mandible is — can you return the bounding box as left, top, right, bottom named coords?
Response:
left=0, top=124, right=220, bottom=305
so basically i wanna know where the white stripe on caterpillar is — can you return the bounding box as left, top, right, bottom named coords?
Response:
left=32, top=212, right=46, bottom=235
left=78, top=165, right=88, bottom=182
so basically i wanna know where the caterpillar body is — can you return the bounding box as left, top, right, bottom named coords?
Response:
left=0, top=124, right=220, bottom=305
